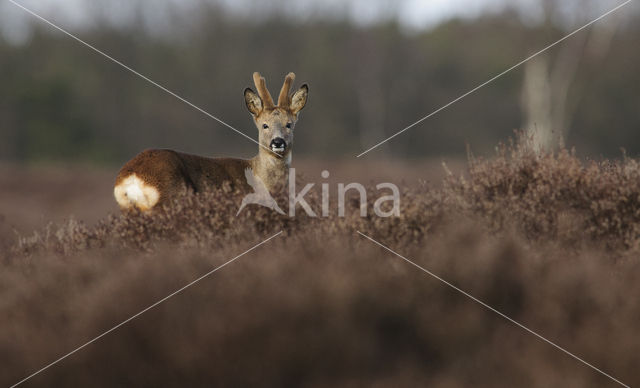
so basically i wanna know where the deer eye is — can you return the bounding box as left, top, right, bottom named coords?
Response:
left=262, top=124, right=269, bottom=129
left=286, top=123, right=292, bottom=129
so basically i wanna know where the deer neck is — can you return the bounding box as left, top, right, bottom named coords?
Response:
left=251, top=149, right=291, bottom=192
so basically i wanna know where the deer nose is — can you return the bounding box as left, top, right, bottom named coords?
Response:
left=270, top=138, right=286, bottom=150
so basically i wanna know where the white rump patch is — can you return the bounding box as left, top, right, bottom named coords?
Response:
left=114, top=174, right=160, bottom=210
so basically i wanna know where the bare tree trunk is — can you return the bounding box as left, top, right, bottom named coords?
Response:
left=521, top=30, right=587, bottom=152
left=520, top=0, right=620, bottom=153
left=521, top=56, right=555, bottom=152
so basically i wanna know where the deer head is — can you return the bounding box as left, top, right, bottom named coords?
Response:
left=244, top=72, right=308, bottom=162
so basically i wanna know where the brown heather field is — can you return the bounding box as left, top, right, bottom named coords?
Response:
left=1, top=145, right=640, bottom=387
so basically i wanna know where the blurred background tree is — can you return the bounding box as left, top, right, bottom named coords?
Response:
left=521, top=0, right=626, bottom=152
left=0, top=0, right=637, bottom=165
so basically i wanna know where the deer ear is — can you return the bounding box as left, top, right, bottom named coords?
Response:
left=244, top=87, right=263, bottom=116
left=290, top=84, right=308, bottom=114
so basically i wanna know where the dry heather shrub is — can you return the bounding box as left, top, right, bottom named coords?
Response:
left=12, top=187, right=290, bottom=256
left=2, top=228, right=639, bottom=387
left=445, top=143, right=640, bottom=249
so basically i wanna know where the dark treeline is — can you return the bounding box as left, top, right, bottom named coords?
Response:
left=0, top=3, right=638, bottom=165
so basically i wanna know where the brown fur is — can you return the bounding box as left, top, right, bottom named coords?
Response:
left=114, top=72, right=308, bottom=211
left=115, top=150, right=252, bottom=207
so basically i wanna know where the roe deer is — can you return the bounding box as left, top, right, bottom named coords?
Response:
left=114, top=72, right=308, bottom=211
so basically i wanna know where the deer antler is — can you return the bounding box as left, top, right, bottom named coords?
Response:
left=253, top=72, right=275, bottom=109
left=278, top=72, right=296, bottom=107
